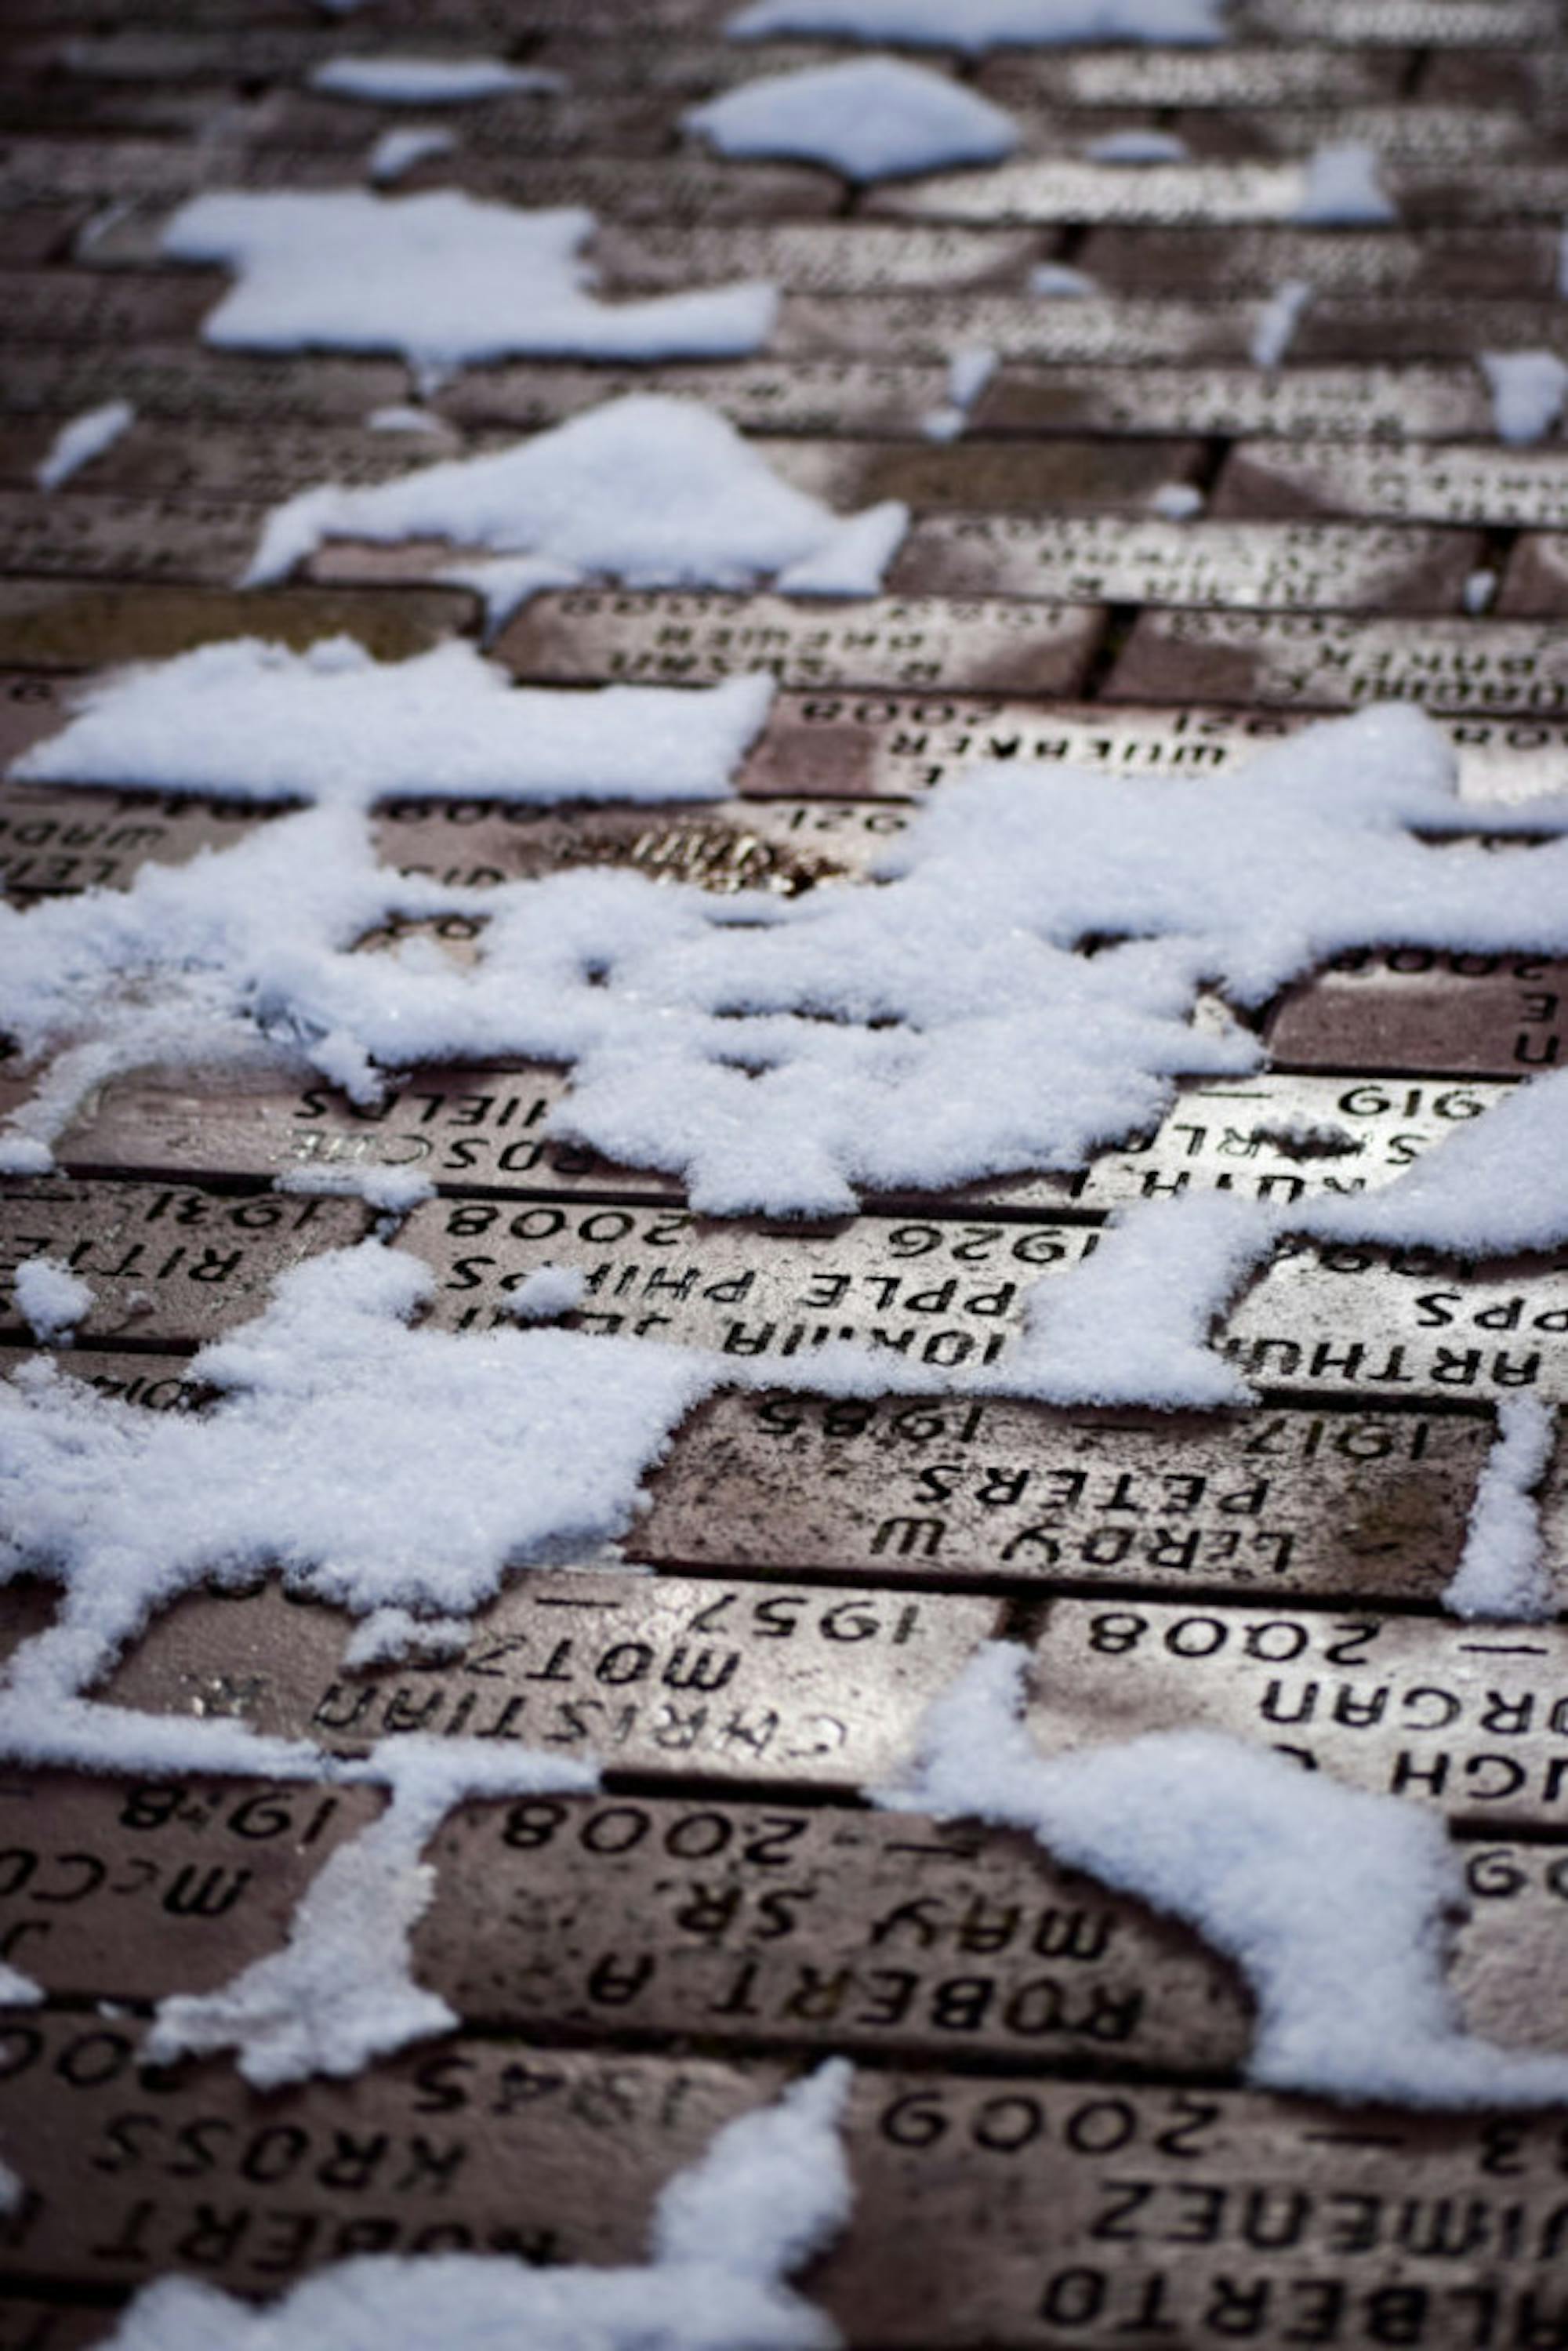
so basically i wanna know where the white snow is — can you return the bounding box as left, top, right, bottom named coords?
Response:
left=278, top=1162, right=436, bottom=1214
left=12, top=698, right=1568, bottom=1213
left=997, top=1194, right=1265, bottom=1408
left=1444, top=1396, right=1557, bottom=1623
left=17, top=639, right=775, bottom=809
left=13, top=1256, right=93, bottom=1344
left=365, top=401, right=448, bottom=431
left=103, top=2064, right=851, bottom=2351
left=1150, top=480, right=1202, bottom=518
left=920, top=343, right=997, bottom=439
left=148, top=1740, right=597, bottom=2085
left=1029, top=260, right=1098, bottom=296
left=368, top=128, right=455, bottom=186
left=1479, top=350, right=1568, bottom=445
left=1293, top=143, right=1396, bottom=226
left=885, top=1643, right=1568, bottom=2106
left=312, top=56, right=562, bottom=104
left=34, top=400, right=133, bottom=492
left=0, top=1960, right=42, bottom=2007
left=506, top=1264, right=590, bottom=1321
left=684, top=59, right=1019, bottom=181
left=342, top=1608, right=471, bottom=1667
left=160, top=193, right=778, bottom=376
left=1249, top=276, right=1311, bottom=368
left=0, top=1242, right=724, bottom=1700
left=1463, top=566, right=1497, bottom=613
left=728, top=0, right=1228, bottom=49
left=1085, top=129, right=1188, bottom=162
left=241, top=394, right=908, bottom=597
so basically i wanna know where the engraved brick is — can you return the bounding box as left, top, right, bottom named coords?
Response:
left=3, top=2031, right=1568, bottom=2336
left=0, top=1769, right=376, bottom=2000
left=635, top=1387, right=1493, bottom=1602
left=1497, top=534, right=1568, bottom=616
left=867, top=159, right=1306, bottom=228
left=891, top=513, right=1481, bottom=613
left=1080, top=224, right=1558, bottom=299
left=0, top=1177, right=371, bottom=1350
left=493, top=590, right=1106, bottom=694
left=762, top=435, right=1207, bottom=514
left=419, top=1787, right=1251, bottom=2073
left=437, top=358, right=955, bottom=439
left=1108, top=611, right=1568, bottom=714
left=100, top=1573, right=1004, bottom=1785
left=1214, top=440, right=1568, bottom=528
left=976, top=362, right=1493, bottom=440
left=1267, top=952, right=1568, bottom=1077
left=0, top=345, right=411, bottom=429
left=775, top=290, right=1256, bottom=362
left=978, top=45, right=1409, bottom=107
left=0, top=581, right=472, bottom=669
left=1026, top=1598, right=1568, bottom=1827
left=0, top=489, right=260, bottom=586
left=0, top=269, right=211, bottom=347
left=590, top=220, right=1048, bottom=296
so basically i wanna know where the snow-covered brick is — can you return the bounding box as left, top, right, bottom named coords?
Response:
left=884, top=1644, right=1568, bottom=2106
left=1249, top=276, right=1311, bottom=368
left=13, top=1256, right=93, bottom=1344
left=160, top=192, right=777, bottom=376
left=368, top=128, right=455, bottom=185
left=684, top=58, right=1019, bottom=180
left=1293, top=142, right=1395, bottom=225
left=241, top=394, right=907, bottom=596
left=16, top=638, right=775, bottom=810
left=1479, top=349, right=1568, bottom=446
left=148, top=1740, right=597, bottom=2085
left=728, top=0, right=1227, bottom=49
left=0, top=1241, right=725, bottom=1700
left=1444, top=1396, right=1556, bottom=1623
left=103, top=2064, right=851, bottom=2350
left=1086, top=128, right=1188, bottom=161
left=35, top=400, right=133, bottom=491
left=312, top=56, right=562, bottom=104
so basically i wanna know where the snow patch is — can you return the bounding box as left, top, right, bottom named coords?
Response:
left=728, top=0, right=1228, bottom=49
left=1445, top=1396, right=1557, bottom=1624
left=1086, top=128, right=1188, bottom=162
left=1293, top=143, right=1395, bottom=225
left=312, top=56, right=562, bottom=104
left=17, top=638, right=775, bottom=811
left=161, top=193, right=777, bottom=377
left=1479, top=350, right=1568, bottom=446
left=365, top=402, right=448, bottom=433
left=241, top=394, right=906, bottom=599
left=684, top=58, right=1019, bottom=181
left=1150, top=480, right=1202, bottom=519
left=103, top=2063, right=851, bottom=2351
left=148, top=1740, right=596, bottom=2085
left=13, top=1257, right=94, bottom=1344
left=1029, top=260, right=1098, bottom=296
left=35, top=400, right=133, bottom=491
left=0, top=1243, right=724, bottom=1700
left=1249, top=277, right=1311, bottom=368
left=884, top=1644, right=1568, bottom=2106
left=368, top=128, right=455, bottom=186
left=1464, top=567, right=1497, bottom=614
left=920, top=343, right=997, bottom=439
left=343, top=1609, right=472, bottom=1668
left=506, top=1264, right=590, bottom=1322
